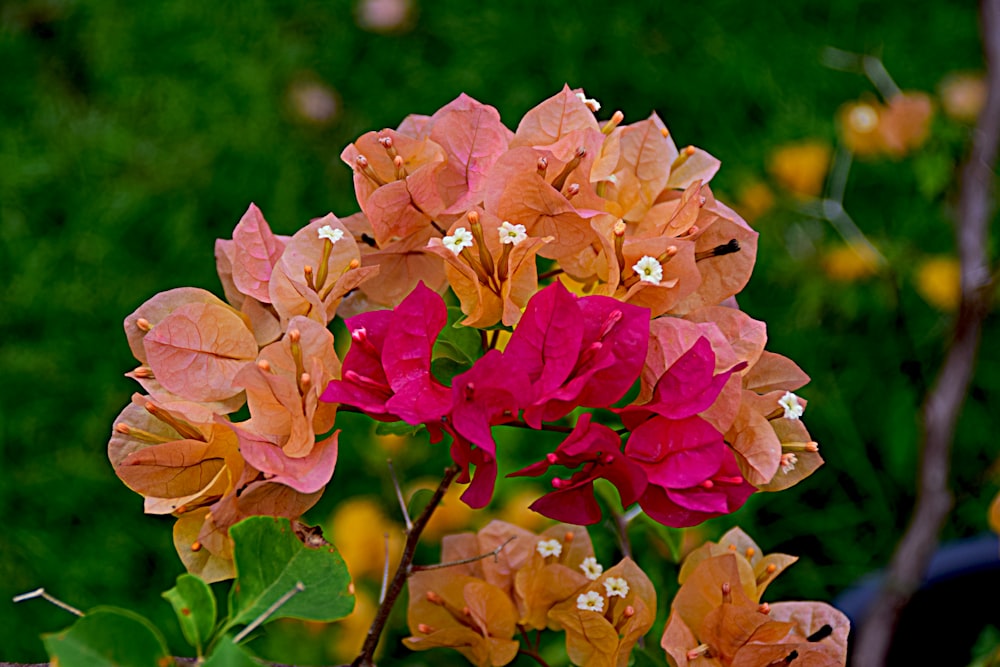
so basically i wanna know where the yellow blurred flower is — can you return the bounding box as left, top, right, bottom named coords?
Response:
left=838, top=93, right=934, bottom=158
left=494, top=487, right=551, bottom=533
left=329, top=496, right=403, bottom=581
left=416, top=479, right=478, bottom=541
left=733, top=180, right=776, bottom=222
left=767, top=141, right=832, bottom=198
left=822, top=244, right=880, bottom=282
left=915, top=256, right=961, bottom=311
left=939, top=72, right=986, bottom=124
left=328, top=588, right=379, bottom=663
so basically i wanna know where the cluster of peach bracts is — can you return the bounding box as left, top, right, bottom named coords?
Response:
left=662, top=528, right=849, bottom=666
left=404, top=520, right=656, bottom=667
left=109, top=85, right=821, bottom=582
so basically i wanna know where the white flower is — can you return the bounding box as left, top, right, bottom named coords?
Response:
left=580, top=557, right=603, bottom=581
left=499, top=221, right=527, bottom=245
left=603, top=576, right=630, bottom=598
left=536, top=539, right=562, bottom=558
left=632, top=256, right=663, bottom=284
left=778, top=391, right=804, bottom=420
left=780, top=453, right=799, bottom=474
left=575, top=91, right=601, bottom=113
left=442, top=227, right=474, bottom=254
left=317, top=225, right=345, bottom=244
left=576, top=590, right=605, bottom=612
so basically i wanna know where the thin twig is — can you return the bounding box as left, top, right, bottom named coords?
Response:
left=379, top=533, right=390, bottom=604
left=352, top=465, right=461, bottom=667
left=231, top=582, right=305, bottom=644
left=853, top=1, right=1000, bottom=664
left=387, top=459, right=413, bottom=530
left=411, top=535, right=517, bottom=572
left=12, top=588, right=83, bottom=617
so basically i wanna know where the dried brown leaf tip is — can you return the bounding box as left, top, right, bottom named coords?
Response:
left=662, top=528, right=848, bottom=666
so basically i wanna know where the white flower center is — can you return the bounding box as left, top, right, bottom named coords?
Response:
left=443, top=227, right=474, bottom=254
left=318, top=225, right=344, bottom=244
left=603, top=576, right=630, bottom=598
left=780, top=453, right=799, bottom=474
left=499, top=220, right=527, bottom=245
left=778, top=391, right=804, bottom=420
left=632, top=256, right=663, bottom=285
left=580, top=556, right=603, bottom=581
left=536, top=538, right=562, bottom=558
left=576, top=590, right=605, bottom=612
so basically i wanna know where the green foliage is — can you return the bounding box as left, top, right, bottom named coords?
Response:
left=202, top=638, right=267, bottom=667
left=162, top=573, right=217, bottom=657
left=42, top=607, right=171, bottom=667
left=228, top=517, right=355, bottom=627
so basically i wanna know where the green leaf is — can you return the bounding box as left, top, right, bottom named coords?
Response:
left=630, top=646, right=666, bottom=667
left=374, top=420, right=426, bottom=436
left=204, top=637, right=266, bottom=666
left=431, top=357, right=470, bottom=385
left=42, top=606, right=171, bottom=667
left=433, top=306, right=483, bottom=365
left=407, top=487, right=436, bottom=520
left=228, top=516, right=354, bottom=627
left=163, top=573, right=217, bottom=655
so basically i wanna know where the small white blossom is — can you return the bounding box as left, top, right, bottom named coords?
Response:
left=603, top=576, right=630, bottom=598
left=442, top=227, right=474, bottom=254
left=575, top=91, right=601, bottom=113
left=632, top=256, right=663, bottom=285
left=778, top=391, right=804, bottom=420
left=536, top=538, right=562, bottom=558
left=499, top=221, right=528, bottom=245
left=576, top=590, right=605, bottom=612
left=780, top=453, right=799, bottom=474
left=318, top=225, right=345, bottom=244
left=580, top=557, right=603, bottom=580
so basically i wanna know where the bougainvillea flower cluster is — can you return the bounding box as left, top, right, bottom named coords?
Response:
left=404, top=520, right=655, bottom=667
left=662, top=527, right=849, bottom=666
left=109, top=86, right=822, bottom=588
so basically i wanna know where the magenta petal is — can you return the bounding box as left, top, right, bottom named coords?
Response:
left=449, top=349, right=528, bottom=451
left=529, top=483, right=603, bottom=525
left=572, top=296, right=650, bottom=407
left=383, top=282, right=447, bottom=391
left=503, top=282, right=583, bottom=396
left=625, top=416, right=725, bottom=489
left=449, top=439, right=497, bottom=509
left=648, top=337, right=736, bottom=419
left=639, top=485, right=713, bottom=528
left=599, top=452, right=649, bottom=507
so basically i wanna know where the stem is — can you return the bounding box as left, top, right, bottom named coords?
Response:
left=517, top=650, right=552, bottom=667
left=537, top=267, right=565, bottom=282
left=231, top=582, right=304, bottom=644
left=352, top=465, right=461, bottom=667
left=411, top=535, right=516, bottom=572
left=853, top=1, right=1000, bottom=664
left=500, top=418, right=574, bottom=434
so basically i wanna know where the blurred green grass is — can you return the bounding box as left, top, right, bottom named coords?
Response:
left=1, top=0, right=995, bottom=663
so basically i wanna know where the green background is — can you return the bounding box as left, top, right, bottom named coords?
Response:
left=1, top=0, right=995, bottom=664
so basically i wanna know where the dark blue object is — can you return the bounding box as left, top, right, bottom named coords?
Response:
left=834, top=533, right=1000, bottom=666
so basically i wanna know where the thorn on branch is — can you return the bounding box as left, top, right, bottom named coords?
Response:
left=410, top=535, right=518, bottom=573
